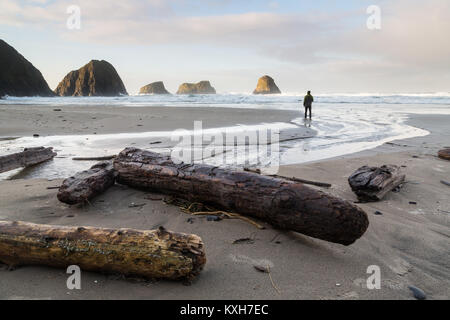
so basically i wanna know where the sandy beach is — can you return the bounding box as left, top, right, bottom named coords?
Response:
left=1, top=0, right=449, bottom=307
left=0, top=104, right=301, bottom=137
left=0, top=108, right=448, bottom=300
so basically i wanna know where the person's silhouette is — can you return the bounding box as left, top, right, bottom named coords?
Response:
left=303, top=91, right=314, bottom=120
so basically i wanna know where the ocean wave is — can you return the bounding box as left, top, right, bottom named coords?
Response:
left=2, top=92, right=450, bottom=107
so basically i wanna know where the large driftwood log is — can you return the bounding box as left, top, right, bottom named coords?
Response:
left=58, top=161, right=117, bottom=205
left=114, top=148, right=369, bottom=246
left=348, top=165, right=405, bottom=202
left=0, top=147, right=56, bottom=173
left=438, top=149, right=450, bottom=161
left=0, top=221, right=206, bottom=280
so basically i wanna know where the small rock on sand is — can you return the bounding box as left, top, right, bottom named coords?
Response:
left=206, top=215, right=222, bottom=222
left=408, top=286, right=426, bottom=300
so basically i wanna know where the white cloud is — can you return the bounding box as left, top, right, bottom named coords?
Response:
left=1, top=0, right=449, bottom=92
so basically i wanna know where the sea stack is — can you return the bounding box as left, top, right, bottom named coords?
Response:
left=139, top=81, right=170, bottom=94
left=0, top=39, right=54, bottom=97
left=176, top=81, right=216, bottom=94
left=253, top=75, right=281, bottom=95
left=55, top=60, right=128, bottom=96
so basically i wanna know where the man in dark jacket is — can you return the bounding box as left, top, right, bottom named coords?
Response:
left=303, top=91, right=314, bottom=119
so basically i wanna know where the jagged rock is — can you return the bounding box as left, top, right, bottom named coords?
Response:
left=253, top=75, right=281, bottom=95
left=176, top=81, right=216, bottom=94
left=0, top=39, right=54, bottom=97
left=55, top=60, right=128, bottom=96
left=139, top=81, right=170, bottom=94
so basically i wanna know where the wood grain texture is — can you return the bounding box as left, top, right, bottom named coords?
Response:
left=0, top=221, right=206, bottom=280
left=57, top=161, right=117, bottom=205
left=0, top=147, right=56, bottom=173
left=348, top=165, right=405, bottom=202
left=114, top=148, right=369, bottom=246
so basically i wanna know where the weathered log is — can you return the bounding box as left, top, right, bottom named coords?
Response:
left=438, top=149, right=450, bottom=161
left=348, top=165, right=405, bottom=202
left=57, top=161, right=117, bottom=205
left=114, top=148, right=369, bottom=246
left=0, top=221, right=206, bottom=280
left=0, top=147, right=56, bottom=173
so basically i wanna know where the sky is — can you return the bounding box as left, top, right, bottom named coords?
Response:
left=1, top=0, right=449, bottom=94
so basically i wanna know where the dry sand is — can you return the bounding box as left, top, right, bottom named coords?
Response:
left=0, top=109, right=449, bottom=300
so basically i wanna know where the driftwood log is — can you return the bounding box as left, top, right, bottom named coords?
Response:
left=348, top=165, right=405, bottom=202
left=0, top=147, right=56, bottom=173
left=113, top=148, right=369, bottom=246
left=438, top=149, right=450, bottom=161
left=0, top=221, right=206, bottom=280
left=57, top=161, right=117, bottom=205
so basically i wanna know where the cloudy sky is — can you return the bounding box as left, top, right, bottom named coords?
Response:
left=1, top=0, right=449, bottom=94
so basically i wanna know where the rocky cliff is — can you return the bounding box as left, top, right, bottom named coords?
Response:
left=176, top=81, right=216, bottom=94
left=139, top=81, right=170, bottom=94
left=55, top=60, right=127, bottom=96
left=253, top=75, right=281, bottom=95
left=0, top=39, right=54, bottom=97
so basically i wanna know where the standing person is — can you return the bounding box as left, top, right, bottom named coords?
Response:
left=303, top=91, right=314, bottom=120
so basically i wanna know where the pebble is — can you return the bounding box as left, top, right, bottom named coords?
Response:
left=409, top=201, right=417, bottom=205
left=408, top=286, right=426, bottom=300
left=254, top=265, right=269, bottom=273
left=206, top=215, right=222, bottom=222
left=128, top=203, right=146, bottom=208
left=374, top=211, right=383, bottom=215
left=233, top=238, right=255, bottom=245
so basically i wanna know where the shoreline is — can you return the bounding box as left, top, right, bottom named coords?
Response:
left=0, top=105, right=444, bottom=181
left=0, top=107, right=449, bottom=300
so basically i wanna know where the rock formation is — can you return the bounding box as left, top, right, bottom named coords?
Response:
left=253, top=75, right=281, bottom=95
left=55, top=60, right=128, bottom=96
left=176, top=81, right=216, bottom=94
left=0, top=39, right=54, bottom=97
left=139, top=81, right=170, bottom=94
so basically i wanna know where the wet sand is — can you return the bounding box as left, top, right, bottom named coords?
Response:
left=0, top=111, right=449, bottom=300
left=0, top=104, right=302, bottom=137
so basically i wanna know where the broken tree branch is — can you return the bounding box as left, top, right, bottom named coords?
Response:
left=244, top=168, right=332, bottom=188
left=72, top=155, right=116, bottom=161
